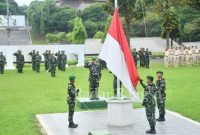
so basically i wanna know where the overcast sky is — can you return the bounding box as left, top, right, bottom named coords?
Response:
left=15, top=0, right=43, bottom=6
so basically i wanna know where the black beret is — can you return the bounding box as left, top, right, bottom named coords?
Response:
left=156, top=71, right=163, bottom=75
left=147, top=76, right=154, bottom=82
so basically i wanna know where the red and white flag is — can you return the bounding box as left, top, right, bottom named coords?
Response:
left=98, top=9, right=140, bottom=100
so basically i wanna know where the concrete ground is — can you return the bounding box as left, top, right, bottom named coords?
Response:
left=36, top=108, right=200, bottom=135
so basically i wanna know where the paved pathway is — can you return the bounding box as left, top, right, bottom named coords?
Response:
left=36, top=109, right=200, bottom=135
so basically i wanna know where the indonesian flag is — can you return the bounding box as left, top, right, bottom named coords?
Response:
left=98, top=9, right=140, bottom=101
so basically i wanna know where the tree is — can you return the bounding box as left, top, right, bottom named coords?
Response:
left=102, top=16, right=112, bottom=42
left=72, top=18, right=87, bottom=44
left=103, top=0, right=143, bottom=46
left=0, top=1, right=20, bottom=15
left=82, top=3, right=109, bottom=22
left=84, top=20, right=98, bottom=38
left=178, top=0, right=200, bottom=11
left=94, top=31, right=104, bottom=39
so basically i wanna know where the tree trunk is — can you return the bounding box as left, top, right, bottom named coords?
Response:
left=125, top=17, right=131, bottom=48
left=166, top=30, right=170, bottom=49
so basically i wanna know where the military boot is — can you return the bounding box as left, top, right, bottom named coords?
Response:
left=68, top=122, right=78, bottom=128
left=146, top=126, right=156, bottom=134
left=157, top=115, right=165, bottom=121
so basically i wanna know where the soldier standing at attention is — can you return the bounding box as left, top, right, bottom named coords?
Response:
left=85, top=57, right=102, bottom=100
left=156, top=71, right=166, bottom=121
left=174, top=47, right=179, bottom=67
left=60, top=51, right=67, bottom=71
left=35, top=51, right=42, bottom=73
left=164, top=48, right=169, bottom=67
left=145, top=48, right=152, bottom=68
left=13, top=50, right=24, bottom=73
left=49, top=53, right=57, bottom=77
left=55, top=51, right=61, bottom=70
left=47, top=50, right=51, bottom=70
left=132, top=48, right=138, bottom=67
left=43, top=50, right=49, bottom=70
left=67, top=75, right=79, bottom=128
left=29, top=50, right=36, bottom=71
left=0, top=52, right=6, bottom=74
left=140, top=76, right=157, bottom=134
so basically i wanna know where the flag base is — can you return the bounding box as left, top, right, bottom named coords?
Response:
left=77, top=97, right=107, bottom=109
left=107, top=98, right=134, bottom=126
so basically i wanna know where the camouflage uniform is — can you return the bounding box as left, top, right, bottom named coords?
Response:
left=140, top=77, right=156, bottom=134
left=85, top=59, right=102, bottom=100
left=35, top=52, right=41, bottom=73
left=49, top=54, right=57, bottom=77
left=60, top=51, right=67, bottom=71
left=0, top=52, right=6, bottom=74
left=29, top=50, right=36, bottom=71
left=145, top=49, right=152, bottom=68
left=156, top=73, right=166, bottom=121
left=139, top=48, right=145, bottom=67
left=43, top=50, right=49, bottom=70
left=113, top=75, right=122, bottom=97
left=55, top=51, right=61, bottom=70
left=13, top=51, right=24, bottom=73
left=132, top=48, right=138, bottom=67
left=67, top=75, right=79, bottom=128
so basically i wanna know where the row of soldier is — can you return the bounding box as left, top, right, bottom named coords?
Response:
left=132, top=48, right=152, bottom=68
left=0, top=50, right=67, bottom=77
left=164, top=46, right=200, bottom=67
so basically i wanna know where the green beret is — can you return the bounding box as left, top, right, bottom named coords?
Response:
left=147, top=76, right=154, bottom=82
left=156, top=71, right=163, bottom=75
left=69, top=75, right=76, bottom=81
left=92, top=57, right=97, bottom=61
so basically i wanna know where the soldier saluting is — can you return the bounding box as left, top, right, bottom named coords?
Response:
left=85, top=57, right=102, bottom=100
left=67, top=75, right=79, bottom=128
left=140, top=76, right=157, bottom=134
left=0, top=52, right=6, bottom=74
left=156, top=71, right=166, bottom=121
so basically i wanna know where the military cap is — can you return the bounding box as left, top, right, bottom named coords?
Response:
left=92, top=57, right=97, bottom=61
left=147, top=76, right=154, bottom=82
left=156, top=71, right=163, bottom=75
left=69, top=75, right=76, bottom=81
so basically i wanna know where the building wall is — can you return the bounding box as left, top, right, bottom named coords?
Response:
left=0, top=15, right=26, bottom=27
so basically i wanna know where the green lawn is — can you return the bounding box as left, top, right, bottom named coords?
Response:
left=0, top=63, right=200, bottom=135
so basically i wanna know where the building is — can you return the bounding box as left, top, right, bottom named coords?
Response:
left=55, top=0, right=107, bottom=10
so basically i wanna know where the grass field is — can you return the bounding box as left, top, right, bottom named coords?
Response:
left=0, top=63, right=200, bottom=135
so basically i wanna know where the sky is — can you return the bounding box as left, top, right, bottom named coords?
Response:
left=15, top=0, right=38, bottom=6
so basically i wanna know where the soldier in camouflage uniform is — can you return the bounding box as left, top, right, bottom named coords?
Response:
left=35, top=51, right=41, bottom=73
left=60, top=51, right=67, bottom=71
left=140, top=76, right=156, bottom=134
left=43, top=50, right=49, bottom=70
left=67, top=75, right=79, bottom=128
left=0, top=52, right=6, bottom=74
left=29, top=50, right=36, bottom=71
left=49, top=53, right=57, bottom=77
left=132, top=48, right=138, bottom=67
left=156, top=71, right=166, bottom=122
left=13, top=50, right=24, bottom=73
left=55, top=51, right=61, bottom=70
left=145, top=48, right=152, bottom=68
left=113, top=75, right=122, bottom=96
left=85, top=57, right=102, bottom=100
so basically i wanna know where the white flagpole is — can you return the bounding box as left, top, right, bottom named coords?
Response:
left=114, top=0, right=121, bottom=97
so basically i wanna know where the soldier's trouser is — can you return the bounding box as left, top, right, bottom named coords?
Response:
left=145, top=59, right=150, bottom=68
left=17, top=63, right=24, bottom=73
left=186, top=55, right=191, bottom=66
left=61, top=61, right=66, bottom=71
left=145, top=104, right=156, bottom=128
left=35, top=62, right=40, bottom=72
left=67, top=98, right=75, bottom=123
left=50, top=66, right=56, bottom=77
left=32, top=61, right=35, bottom=71
left=44, top=61, right=48, bottom=70
left=157, top=92, right=166, bottom=116
left=174, top=56, right=179, bottom=67
left=164, top=57, right=169, bottom=67
left=89, top=80, right=99, bottom=99
left=134, top=60, right=137, bottom=68
left=0, top=63, right=4, bottom=74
